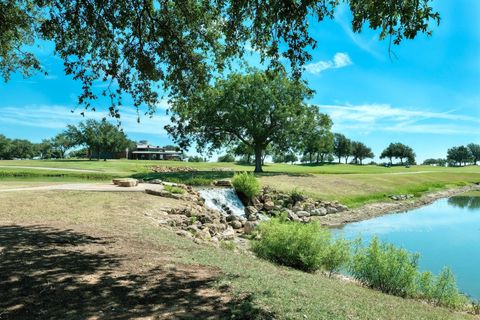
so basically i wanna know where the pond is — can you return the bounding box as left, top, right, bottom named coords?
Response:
left=334, top=194, right=480, bottom=299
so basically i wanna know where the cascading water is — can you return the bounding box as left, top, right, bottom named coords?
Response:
left=198, top=188, right=246, bottom=216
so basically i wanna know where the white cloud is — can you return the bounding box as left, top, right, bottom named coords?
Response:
left=0, top=105, right=171, bottom=136
left=317, top=103, right=480, bottom=135
left=305, top=52, right=353, bottom=74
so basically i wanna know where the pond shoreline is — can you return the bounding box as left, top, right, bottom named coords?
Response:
left=316, top=183, right=480, bottom=227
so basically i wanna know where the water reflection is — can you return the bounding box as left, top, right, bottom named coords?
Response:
left=334, top=197, right=480, bottom=299
left=448, top=196, right=480, bottom=210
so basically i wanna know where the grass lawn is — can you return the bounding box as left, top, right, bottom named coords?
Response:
left=2, top=159, right=480, bottom=207
left=0, top=190, right=473, bottom=319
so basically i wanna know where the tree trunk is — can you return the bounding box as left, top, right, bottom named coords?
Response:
left=338, top=156, right=341, bottom=164
left=345, top=156, right=349, bottom=164
left=254, top=146, right=263, bottom=173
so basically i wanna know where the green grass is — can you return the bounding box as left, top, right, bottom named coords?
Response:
left=0, top=168, right=114, bottom=181
left=2, top=160, right=480, bottom=207
left=0, top=191, right=473, bottom=319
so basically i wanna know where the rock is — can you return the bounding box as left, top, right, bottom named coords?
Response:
left=244, top=221, right=257, bottom=234
left=226, top=214, right=238, bottom=222
left=205, top=223, right=227, bottom=235
left=311, top=207, right=327, bottom=216
left=245, top=206, right=258, bottom=216
left=115, top=179, right=138, bottom=187
left=196, top=228, right=212, bottom=240
left=230, top=220, right=243, bottom=229
left=264, top=200, right=275, bottom=211
left=292, top=205, right=303, bottom=213
left=218, top=226, right=235, bottom=240
left=215, top=180, right=232, bottom=187
left=197, top=214, right=214, bottom=224
left=287, top=210, right=300, bottom=222
left=252, top=197, right=263, bottom=210
left=176, top=230, right=193, bottom=238
left=145, top=189, right=182, bottom=199
left=336, top=204, right=348, bottom=212
left=296, top=211, right=310, bottom=218
left=326, top=206, right=338, bottom=214
left=247, top=214, right=258, bottom=221
left=148, top=179, right=163, bottom=184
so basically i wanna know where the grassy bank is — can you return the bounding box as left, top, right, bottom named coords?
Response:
left=2, top=160, right=480, bottom=207
left=0, top=190, right=472, bottom=319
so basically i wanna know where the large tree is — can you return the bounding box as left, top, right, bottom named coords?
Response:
left=65, top=119, right=133, bottom=160
left=380, top=142, right=415, bottom=165
left=333, top=133, right=352, bottom=164
left=350, top=141, right=374, bottom=165
left=166, top=71, right=318, bottom=172
left=447, top=146, right=472, bottom=167
left=467, top=143, right=480, bottom=165
left=2, top=1, right=440, bottom=117
left=0, top=135, right=11, bottom=159
left=301, top=113, right=333, bottom=164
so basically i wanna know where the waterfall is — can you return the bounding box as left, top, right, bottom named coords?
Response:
left=198, top=188, right=246, bottom=217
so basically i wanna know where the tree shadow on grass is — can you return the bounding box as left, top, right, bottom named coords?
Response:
left=0, top=225, right=272, bottom=319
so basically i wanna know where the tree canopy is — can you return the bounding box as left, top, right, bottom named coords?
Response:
left=65, top=119, right=133, bottom=160
left=333, top=133, right=352, bottom=164
left=380, top=142, right=416, bottom=165
left=350, top=141, right=374, bottom=165
left=447, top=146, right=472, bottom=167
left=166, top=70, right=324, bottom=172
left=2, top=0, right=440, bottom=117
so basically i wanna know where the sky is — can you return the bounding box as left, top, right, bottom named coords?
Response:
left=0, top=0, right=479, bottom=162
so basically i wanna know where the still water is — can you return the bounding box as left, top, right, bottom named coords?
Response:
left=334, top=195, right=480, bottom=298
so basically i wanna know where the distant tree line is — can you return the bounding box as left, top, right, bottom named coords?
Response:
left=0, top=133, right=75, bottom=160
left=0, top=119, right=144, bottom=161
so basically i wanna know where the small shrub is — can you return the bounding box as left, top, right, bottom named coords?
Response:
left=416, top=271, right=435, bottom=301
left=189, top=215, right=197, bottom=225
left=289, top=188, right=305, bottom=204
left=252, top=219, right=330, bottom=272
left=232, top=172, right=260, bottom=201
left=349, top=237, right=419, bottom=297
left=164, top=185, right=185, bottom=194
left=430, top=267, right=468, bottom=309
left=252, top=219, right=350, bottom=273
left=323, top=238, right=350, bottom=276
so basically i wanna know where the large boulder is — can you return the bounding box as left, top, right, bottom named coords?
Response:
left=114, top=178, right=138, bottom=187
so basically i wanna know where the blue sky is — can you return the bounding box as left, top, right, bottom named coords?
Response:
left=0, top=0, right=479, bottom=162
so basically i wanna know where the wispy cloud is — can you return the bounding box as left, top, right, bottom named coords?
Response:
left=317, top=103, right=480, bottom=134
left=305, top=52, right=353, bottom=74
left=0, top=105, right=171, bottom=136
left=335, top=5, right=383, bottom=60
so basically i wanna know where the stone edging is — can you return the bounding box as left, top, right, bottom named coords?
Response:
left=315, top=184, right=480, bottom=227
